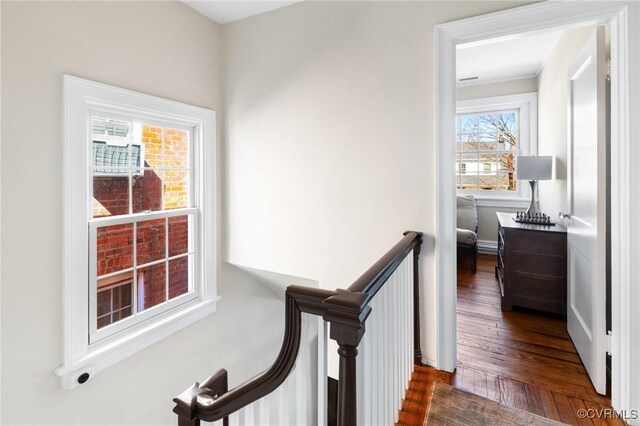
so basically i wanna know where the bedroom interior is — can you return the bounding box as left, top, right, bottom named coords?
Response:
left=451, top=20, right=617, bottom=425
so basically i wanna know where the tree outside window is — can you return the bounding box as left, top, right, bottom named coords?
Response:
left=456, top=110, right=519, bottom=191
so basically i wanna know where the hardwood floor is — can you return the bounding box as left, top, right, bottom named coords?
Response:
left=397, top=254, right=622, bottom=426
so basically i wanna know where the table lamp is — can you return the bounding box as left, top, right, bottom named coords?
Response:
left=516, top=156, right=553, bottom=214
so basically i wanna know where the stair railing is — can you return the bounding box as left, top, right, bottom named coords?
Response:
left=173, top=231, right=423, bottom=426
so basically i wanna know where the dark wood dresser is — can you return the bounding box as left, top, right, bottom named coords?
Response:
left=495, top=212, right=567, bottom=316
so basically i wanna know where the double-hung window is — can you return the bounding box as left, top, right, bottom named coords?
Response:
left=456, top=93, right=537, bottom=206
left=58, top=76, right=217, bottom=388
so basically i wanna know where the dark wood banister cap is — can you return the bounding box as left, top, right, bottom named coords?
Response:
left=324, top=231, right=423, bottom=316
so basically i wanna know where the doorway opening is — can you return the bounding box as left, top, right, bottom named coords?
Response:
left=434, top=2, right=639, bottom=419
left=451, top=26, right=613, bottom=423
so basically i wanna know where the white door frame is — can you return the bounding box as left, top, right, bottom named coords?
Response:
left=434, top=1, right=640, bottom=415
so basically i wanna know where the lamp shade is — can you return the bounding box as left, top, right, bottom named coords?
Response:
left=516, top=156, right=553, bottom=180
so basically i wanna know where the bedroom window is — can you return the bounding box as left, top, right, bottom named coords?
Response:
left=456, top=109, right=519, bottom=191
left=456, top=93, right=537, bottom=206
left=58, top=75, right=217, bottom=389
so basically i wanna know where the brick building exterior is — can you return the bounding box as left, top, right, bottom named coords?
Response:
left=93, top=125, right=190, bottom=328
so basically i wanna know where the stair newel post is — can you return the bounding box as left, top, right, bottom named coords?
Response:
left=404, top=231, right=424, bottom=364
left=323, top=290, right=371, bottom=426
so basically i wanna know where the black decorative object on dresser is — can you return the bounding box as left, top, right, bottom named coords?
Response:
left=495, top=212, right=567, bottom=316
left=513, top=211, right=555, bottom=226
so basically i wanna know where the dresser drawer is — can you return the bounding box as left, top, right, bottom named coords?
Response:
left=510, top=251, right=566, bottom=277
left=496, top=212, right=567, bottom=316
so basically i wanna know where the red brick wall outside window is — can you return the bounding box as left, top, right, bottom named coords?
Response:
left=93, top=125, right=190, bottom=329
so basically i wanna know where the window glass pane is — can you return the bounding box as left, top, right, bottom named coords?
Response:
left=91, top=118, right=139, bottom=172
left=169, top=255, right=191, bottom=300
left=164, top=170, right=189, bottom=210
left=97, top=292, right=112, bottom=329
left=460, top=153, right=478, bottom=173
left=93, top=143, right=140, bottom=172
left=498, top=153, right=516, bottom=172
left=479, top=114, right=499, bottom=133
left=498, top=132, right=518, bottom=150
left=498, top=171, right=516, bottom=191
left=459, top=173, right=477, bottom=190
left=93, top=172, right=130, bottom=218
left=459, top=153, right=478, bottom=190
left=479, top=173, right=498, bottom=190
left=97, top=224, right=133, bottom=277
left=168, top=215, right=189, bottom=257
left=139, top=263, right=167, bottom=310
left=136, top=219, right=166, bottom=266
left=139, top=125, right=190, bottom=170
left=499, top=111, right=518, bottom=132
left=97, top=276, right=133, bottom=329
left=478, top=133, right=498, bottom=150
left=164, top=128, right=189, bottom=169
left=132, top=169, right=163, bottom=213
left=141, top=125, right=164, bottom=169
left=459, top=114, right=477, bottom=133
left=460, top=134, right=478, bottom=151
left=93, top=118, right=130, bottom=138
left=479, top=153, right=496, bottom=174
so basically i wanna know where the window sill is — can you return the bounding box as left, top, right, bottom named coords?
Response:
left=472, top=196, right=530, bottom=209
left=55, top=296, right=220, bottom=389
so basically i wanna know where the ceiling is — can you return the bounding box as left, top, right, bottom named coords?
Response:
left=456, top=30, right=564, bottom=86
left=182, top=0, right=302, bottom=24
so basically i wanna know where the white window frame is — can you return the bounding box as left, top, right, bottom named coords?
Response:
left=456, top=92, right=537, bottom=208
left=57, top=75, right=218, bottom=389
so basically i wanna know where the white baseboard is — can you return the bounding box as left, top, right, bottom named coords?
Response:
left=478, top=239, right=498, bottom=255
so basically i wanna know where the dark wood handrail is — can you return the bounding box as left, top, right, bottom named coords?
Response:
left=174, top=286, right=337, bottom=424
left=173, top=231, right=423, bottom=426
left=349, top=231, right=422, bottom=295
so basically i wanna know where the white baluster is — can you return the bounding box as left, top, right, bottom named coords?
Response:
left=356, top=321, right=365, bottom=424
left=385, top=280, right=393, bottom=426
left=371, top=294, right=378, bottom=424
left=403, top=257, right=409, bottom=394
left=229, top=410, right=240, bottom=426
left=389, top=272, right=397, bottom=423
left=317, top=319, right=328, bottom=426
left=259, top=398, right=269, bottom=426
left=396, top=270, right=403, bottom=421
left=294, top=344, right=304, bottom=425
left=407, top=258, right=412, bottom=388
left=243, top=402, right=254, bottom=426
left=405, top=256, right=411, bottom=391
left=401, top=258, right=407, bottom=400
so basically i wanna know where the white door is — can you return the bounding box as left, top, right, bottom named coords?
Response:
left=566, top=26, right=607, bottom=395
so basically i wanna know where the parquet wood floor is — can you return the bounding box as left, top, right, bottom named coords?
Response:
left=397, top=254, right=622, bottom=426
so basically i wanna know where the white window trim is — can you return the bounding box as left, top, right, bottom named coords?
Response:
left=57, top=75, right=218, bottom=389
left=456, top=92, right=538, bottom=208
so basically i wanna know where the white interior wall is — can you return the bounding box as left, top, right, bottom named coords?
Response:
left=1, top=2, right=284, bottom=424
left=457, top=77, right=538, bottom=101
left=457, top=77, right=537, bottom=244
left=537, top=25, right=596, bottom=215
left=222, top=0, right=535, bottom=367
